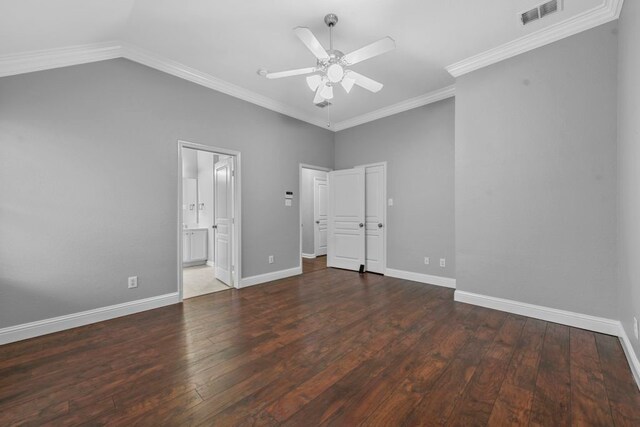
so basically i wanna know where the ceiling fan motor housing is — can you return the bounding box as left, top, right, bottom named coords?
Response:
left=324, top=13, right=338, bottom=27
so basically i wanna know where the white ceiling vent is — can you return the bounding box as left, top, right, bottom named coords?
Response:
left=539, top=0, right=560, bottom=18
left=521, top=8, right=540, bottom=25
left=521, top=0, right=562, bottom=25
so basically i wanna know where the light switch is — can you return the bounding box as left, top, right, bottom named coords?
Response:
left=388, top=198, right=394, bottom=206
left=285, top=199, right=292, bottom=207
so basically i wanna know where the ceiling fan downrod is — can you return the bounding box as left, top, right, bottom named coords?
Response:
left=324, top=13, right=338, bottom=51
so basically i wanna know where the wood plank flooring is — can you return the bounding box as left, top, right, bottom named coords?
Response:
left=302, top=255, right=327, bottom=273
left=1, top=259, right=639, bottom=426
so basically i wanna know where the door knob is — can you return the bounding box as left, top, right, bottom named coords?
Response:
left=359, top=223, right=364, bottom=228
left=212, top=225, right=218, bottom=229
left=315, top=220, right=320, bottom=224
left=378, top=223, right=383, bottom=228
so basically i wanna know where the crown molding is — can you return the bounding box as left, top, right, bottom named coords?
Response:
left=119, top=43, right=329, bottom=130
left=332, top=85, right=456, bottom=132
left=446, top=0, right=624, bottom=78
left=0, top=0, right=623, bottom=130
left=0, top=41, right=121, bottom=78
left=0, top=40, right=455, bottom=132
left=0, top=40, right=328, bottom=129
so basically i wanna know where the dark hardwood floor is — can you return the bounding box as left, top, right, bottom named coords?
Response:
left=1, top=263, right=640, bottom=426
left=302, top=255, right=326, bottom=274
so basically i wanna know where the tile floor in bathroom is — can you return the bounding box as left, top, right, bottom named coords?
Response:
left=183, top=265, right=230, bottom=299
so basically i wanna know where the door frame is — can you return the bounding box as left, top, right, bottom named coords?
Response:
left=298, top=163, right=332, bottom=267
left=356, top=161, right=388, bottom=275
left=178, top=140, right=242, bottom=301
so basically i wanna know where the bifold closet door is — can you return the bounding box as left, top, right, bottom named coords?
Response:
left=214, top=157, right=233, bottom=285
left=327, top=168, right=365, bottom=271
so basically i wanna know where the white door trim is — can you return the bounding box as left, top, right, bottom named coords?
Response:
left=298, top=163, right=332, bottom=270
left=355, top=161, right=388, bottom=275
left=178, top=140, right=242, bottom=300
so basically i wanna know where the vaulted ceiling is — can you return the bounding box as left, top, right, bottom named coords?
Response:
left=0, top=0, right=622, bottom=130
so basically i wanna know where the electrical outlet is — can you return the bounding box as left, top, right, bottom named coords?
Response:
left=128, top=276, right=138, bottom=289
left=634, top=317, right=639, bottom=340
left=440, top=258, right=446, bottom=268
left=268, top=255, right=274, bottom=264
left=424, top=257, right=430, bottom=265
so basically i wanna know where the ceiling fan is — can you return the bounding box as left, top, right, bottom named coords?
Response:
left=258, top=13, right=395, bottom=105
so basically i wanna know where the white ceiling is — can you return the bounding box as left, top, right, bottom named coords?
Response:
left=0, top=0, right=613, bottom=126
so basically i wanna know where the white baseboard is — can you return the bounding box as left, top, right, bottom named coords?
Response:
left=454, top=290, right=620, bottom=336
left=206, top=260, right=214, bottom=267
left=385, top=268, right=456, bottom=289
left=240, top=267, right=302, bottom=288
left=0, top=292, right=180, bottom=346
left=620, top=325, right=640, bottom=390
left=301, top=253, right=316, bottom=259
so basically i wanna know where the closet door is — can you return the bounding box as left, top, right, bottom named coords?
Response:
left=327, top=168, right=365, bottom=271
left=360, top=164, right=386, bottom=274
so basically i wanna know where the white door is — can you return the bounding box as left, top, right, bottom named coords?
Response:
left=313, top=177, right=328, bottom=256
left=327, top=168, right=365, bottom=271
left=190, top=230, right=208, bottom=261
left=360, top=164, right=386, bottom=274
left=214, top=158, right=233, bottom=285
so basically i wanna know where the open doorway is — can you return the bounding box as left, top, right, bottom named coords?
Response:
left=299, top=164, right=331, bottom=274
left=178, top=141, right=241, bottom=300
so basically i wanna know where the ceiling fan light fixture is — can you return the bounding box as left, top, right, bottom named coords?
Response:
left=327, top=63, right=344, bottom=83
left=320, top=83, right=334, bottom=100
left=262, top=13, right=395, bottom=105
left=341, top=74, right=355, bottom=93
left=306, top=74, right=323, bottom=91
left=313, top=86, right=325, bottom=104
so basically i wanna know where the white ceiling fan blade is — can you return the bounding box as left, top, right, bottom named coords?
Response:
left=342, top=36, right=395, bottom=66
left=349, top=71, right=384, bottom=93
left=265, top=67, right=317, bottom=79
left=341, top=73, right=355, bottom=93
left=306, top=74, right=323, bottom=91
left=294, top=27, right=330, bottom=61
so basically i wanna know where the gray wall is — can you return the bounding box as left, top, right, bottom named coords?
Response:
left=301, top=167, right=328, bottom=256
left=0, top=58, right=334, bottom=328
left=618, top=1, right=640, bottom=354
left=335, top=98, right=455, bottom=278
left=455, top=22, right=618, bottom=318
